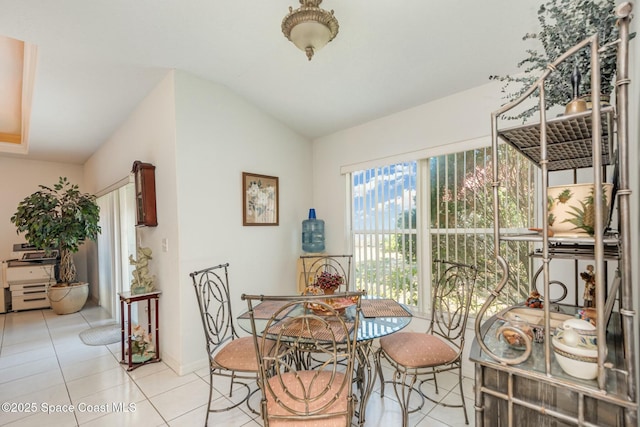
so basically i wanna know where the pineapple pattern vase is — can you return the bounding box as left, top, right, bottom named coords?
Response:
left=547, top=183, right=613, bottom=237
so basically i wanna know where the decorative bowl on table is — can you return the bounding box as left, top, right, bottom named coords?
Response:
left=307, top=297, right=357, bottom=316
left=551, top=318, right=599, bottom=380
left=303, top=286, right=325, bottom=296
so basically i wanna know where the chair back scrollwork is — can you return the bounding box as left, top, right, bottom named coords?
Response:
left=301, top=254, right=353, bottom=292
left=189, top=262, right=259, bottom=421
left=190, top=263, right=238, bottom=354
left=429, top=260, right=479, bottom=350
left=242, top=291, right=363, bottom=425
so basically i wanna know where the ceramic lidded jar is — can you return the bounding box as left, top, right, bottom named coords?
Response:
left=551, top=318, right=599, bottom=380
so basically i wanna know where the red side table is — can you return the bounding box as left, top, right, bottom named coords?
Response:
left=119, top=290, right=161, bottom=371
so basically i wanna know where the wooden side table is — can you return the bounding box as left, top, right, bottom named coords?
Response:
left=119, top=290, right=161, bottom=371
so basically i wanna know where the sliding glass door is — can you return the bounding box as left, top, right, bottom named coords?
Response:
left=96, top=183, right=136, bottom=319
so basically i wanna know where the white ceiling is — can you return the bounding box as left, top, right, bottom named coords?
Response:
left=0, top=0, right=541, bottom=165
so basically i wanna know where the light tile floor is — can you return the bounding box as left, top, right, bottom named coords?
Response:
left=0, top=306, right=475, bottom=426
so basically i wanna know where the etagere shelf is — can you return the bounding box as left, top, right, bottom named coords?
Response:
left=471, top=3, right=636, bottom=426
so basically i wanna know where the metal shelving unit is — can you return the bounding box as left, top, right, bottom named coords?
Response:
left=471, top=3, right=636, bottom=426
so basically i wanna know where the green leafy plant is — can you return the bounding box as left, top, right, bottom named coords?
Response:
left=490, top=0, right=625, bottom=121
left=10, top=177, right=101, bottom=284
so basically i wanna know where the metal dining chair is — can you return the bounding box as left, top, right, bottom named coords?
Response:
left=189, top=263, right=261, bottom=425
left=300, top=254, right=353, bottom=292
left=242, top=292, right=363, bottom=426
left=375, top=260, right=478, bottom=426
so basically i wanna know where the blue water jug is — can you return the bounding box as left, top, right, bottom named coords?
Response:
left=302, top=209, right=325, bottom=252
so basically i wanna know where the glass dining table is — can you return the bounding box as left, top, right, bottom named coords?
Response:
left=236, top=296, right=413, bottom=426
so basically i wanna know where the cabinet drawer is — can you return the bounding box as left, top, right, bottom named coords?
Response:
left=10, top=283, right=50, bottom=295
left=12, top=293, right=50, bottom=311
left=6, top=265, right=55, bottom=282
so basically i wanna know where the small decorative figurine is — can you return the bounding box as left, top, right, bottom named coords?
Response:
left=525, top=290, right=543, bottom=309
left=129, top=246, right=155, bottom=294
left=580, top=264, right=596, bottom=308
left=564, top=65, right=587, bottom=115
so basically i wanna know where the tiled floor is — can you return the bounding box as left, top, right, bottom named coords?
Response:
left=0, top=305, right=475, bottom=426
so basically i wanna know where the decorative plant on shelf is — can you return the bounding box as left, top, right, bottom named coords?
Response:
left=490, top=0, right=627, bottom=121
left=130, top=324, right=155, bottom=361
left=10, top=177, right=101, bottom=285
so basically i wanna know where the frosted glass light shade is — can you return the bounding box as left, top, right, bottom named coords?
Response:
left=290, top=21, right=332, bottom=52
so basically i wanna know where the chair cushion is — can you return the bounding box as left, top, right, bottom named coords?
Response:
left=213, top=336, right=259, bottom=372
left=265, top=370, right=349, bottom=427
left=379, top=332, right=458, bottom=368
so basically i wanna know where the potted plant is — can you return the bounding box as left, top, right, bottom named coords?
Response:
left=10, top=177, right=101, bottom=314
left=313, top=271, right=344, bottom=295
left=490, top=0, right=625, bottom=121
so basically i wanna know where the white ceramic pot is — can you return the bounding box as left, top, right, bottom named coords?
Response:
left=552, top=318, right=600, bottom=381
left=48, top=282, right=89, bottom=315
left=552, top=335, right=598, bottom=380
left=547, top=183, right=613, bottom=237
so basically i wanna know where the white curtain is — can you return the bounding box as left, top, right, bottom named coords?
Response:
left=96, top=183, right=136, bottom=319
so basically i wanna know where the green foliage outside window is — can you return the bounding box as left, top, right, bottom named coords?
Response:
left=385, top=144, right=534, bottom=313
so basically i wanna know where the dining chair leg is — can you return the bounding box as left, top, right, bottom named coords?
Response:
left=245, top=386, right=260, bottom=415
left=458, top=366, right=469, bottom=424
left=375, top=349, right=387, bottom=398
left=391, top=370, right=416, bottom=427
left=205, top=370, right=214, bottom=426
left=228, top=373, right=235, bottom=397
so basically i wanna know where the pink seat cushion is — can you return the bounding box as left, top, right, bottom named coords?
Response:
left=213, top=336, right=259, bottom=372
left=379, top=332, right=458, bottom=368
left=265, top=370, right=350, bottom=427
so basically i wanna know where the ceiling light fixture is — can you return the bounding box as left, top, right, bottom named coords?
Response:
left=282, top=0, right=339, bottom=61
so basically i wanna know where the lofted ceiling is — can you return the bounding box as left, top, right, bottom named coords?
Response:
left=0, top=0, right=541, bottom=165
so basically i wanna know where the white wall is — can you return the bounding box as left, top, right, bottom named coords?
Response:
left=84, top=71, right=181, bottom=369
left=0, top=157, right=86, bottom=276
left=173, top=71, right=313, bottom=373
left=84, top=70, right=314, bottom=375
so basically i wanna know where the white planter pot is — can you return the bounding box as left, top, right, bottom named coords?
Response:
left=547, top=183, right=613, bottom=237
left=48, top=282, right=89, bottom=315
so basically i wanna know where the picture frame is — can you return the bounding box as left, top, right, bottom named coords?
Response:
left=242, top=172, right=279, bottom=226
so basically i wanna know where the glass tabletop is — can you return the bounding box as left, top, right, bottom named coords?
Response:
left=237, top=297, right=413, bottom=342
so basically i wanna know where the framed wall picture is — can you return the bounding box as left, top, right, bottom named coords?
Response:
left=242, top=172, right=279, bottom=226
